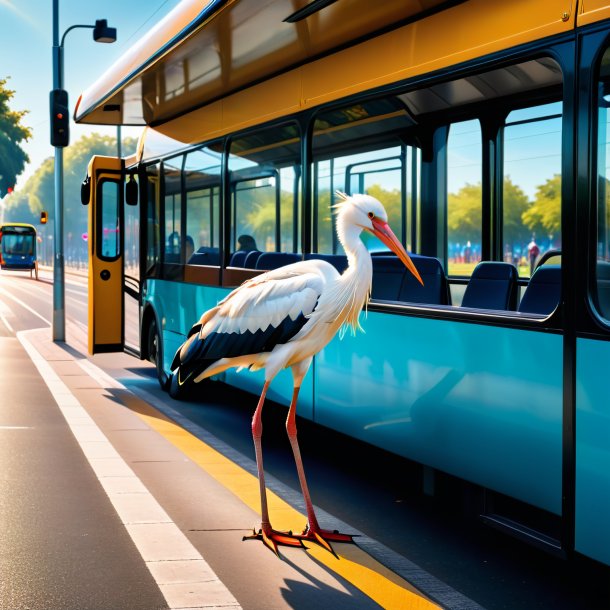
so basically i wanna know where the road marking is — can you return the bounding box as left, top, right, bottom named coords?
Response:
left=0, top=287, right=50, bottom=326
left=17, top=330, right=241, bottom=610
left=0, top=426, right=32, bottom=430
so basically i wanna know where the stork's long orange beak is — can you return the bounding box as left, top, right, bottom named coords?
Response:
left=369, top=218, right=424, bottom=286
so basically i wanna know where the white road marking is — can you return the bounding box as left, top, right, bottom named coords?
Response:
left=17, top=329, right=241, bottom=610
left=0, top=287, right=51, bottom=326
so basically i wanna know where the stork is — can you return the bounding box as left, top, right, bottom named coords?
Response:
left=168, top=192, right=424, bottom=556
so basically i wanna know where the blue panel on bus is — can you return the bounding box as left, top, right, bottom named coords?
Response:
left=314, top=312, right=563, bottom=514
left=575, top=338, right=610, bottom=566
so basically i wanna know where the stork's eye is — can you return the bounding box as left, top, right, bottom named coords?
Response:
left=368, top=212, right=375, bottom=219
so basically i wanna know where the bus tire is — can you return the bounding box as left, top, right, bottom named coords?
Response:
left=147, top=317, right=168, bottom=390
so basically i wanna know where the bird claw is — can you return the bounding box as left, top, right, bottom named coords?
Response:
left=294, top=523, right=355, bottom=556
left=243, top=526, right=305, bottom=557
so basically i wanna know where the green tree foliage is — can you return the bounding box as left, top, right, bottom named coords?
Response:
left=502, top=177, right=531, bottom=247
left=448, top=182, right=481, bottom=244
left=0, top=77, right=31, bottom=196
left=522, top=173, right=561, bottom=237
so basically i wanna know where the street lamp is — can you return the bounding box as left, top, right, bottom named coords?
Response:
left=51, top=2, right=116, bottom=342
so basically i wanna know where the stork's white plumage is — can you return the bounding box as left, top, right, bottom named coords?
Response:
left=169, top=192, right=423, bottom=555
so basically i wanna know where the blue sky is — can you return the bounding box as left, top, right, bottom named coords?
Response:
left=0, top=0, right=182, bottom=187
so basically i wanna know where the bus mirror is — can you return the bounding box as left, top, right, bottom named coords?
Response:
left=126, top=175, right=138, bottom=206
left=81, top=175, right=91, bottom=205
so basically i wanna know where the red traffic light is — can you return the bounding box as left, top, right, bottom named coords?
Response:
left=7, top=186, right=13, bottom=194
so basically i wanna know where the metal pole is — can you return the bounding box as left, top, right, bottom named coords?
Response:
left=52, top=0, right=65, bottom=342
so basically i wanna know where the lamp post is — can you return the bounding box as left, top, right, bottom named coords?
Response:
left=51, top=1, right=116, bottom=342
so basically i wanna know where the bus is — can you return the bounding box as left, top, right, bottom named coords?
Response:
left=75, top=0, right=610, bottom=567
left=0, top=223, right=38, bottom=279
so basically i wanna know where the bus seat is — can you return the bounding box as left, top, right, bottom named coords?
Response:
left=244, top=250, right=262, bottom=269
left=188, top=246, right=219, bottom=266
left=229, top=250, right=248, bottom=267
left=594, top=260, right=610, bottom=318
left=398, top=255, right=450, bottom=305
left=305, top=253, right=348, bottom=273
left=371, top=255, right=406, bottom=300
left=518, top=264, right=561, bottom=315
left=372, top=255, right=449, bottom=305
left=461, top=261, right=518, bottom=310
left=256, top=252, right=302, bottom=270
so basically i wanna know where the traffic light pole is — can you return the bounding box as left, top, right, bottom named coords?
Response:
left=52, top=0, right=65, bottom=342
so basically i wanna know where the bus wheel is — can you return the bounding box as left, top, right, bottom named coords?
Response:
left=147, top=318, right=168, bottom=390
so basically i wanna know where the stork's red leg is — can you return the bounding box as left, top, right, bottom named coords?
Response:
left=285, top=385, right=354, bottom=554
left=243, top=381, right=303, bottom=555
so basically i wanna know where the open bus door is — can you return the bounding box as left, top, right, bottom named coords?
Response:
left=83, top=155, right=125, bottom=354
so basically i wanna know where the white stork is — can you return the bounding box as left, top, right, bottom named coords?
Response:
left=169, top=192, right=423, bottom=556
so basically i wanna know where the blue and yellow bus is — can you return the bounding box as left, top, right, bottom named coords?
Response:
left=76, top=0, right=610, bottom=567
left=0, top=222, right=38, bottom=279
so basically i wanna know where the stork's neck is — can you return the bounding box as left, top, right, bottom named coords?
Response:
left=335, top=223, right=373, bottom=330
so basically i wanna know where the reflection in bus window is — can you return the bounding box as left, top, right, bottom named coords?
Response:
left=447, top=119, right=482, bottom=276
left=185, top=145, right=221, bottom=266
left=146, top=164, right=160, bottom=273
left=164, top=156, right=182, bottom=263
left=503, top=102, right=562, bottom=277
left=100, top=180, right=120, bottom=259
left=228, top=124, right=301, bottom=257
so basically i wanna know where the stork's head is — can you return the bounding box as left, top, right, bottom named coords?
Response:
left=335, top=192, right=424, bottom=286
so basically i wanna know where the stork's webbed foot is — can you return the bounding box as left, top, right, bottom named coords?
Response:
left=243, top=526, right=304, bottom=557
left=295, top=523, right=355, bottom=556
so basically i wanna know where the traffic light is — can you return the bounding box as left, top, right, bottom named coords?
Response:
left=50, top=88, right=70, bottom=147
left=40, top=211, right=48, bottom=224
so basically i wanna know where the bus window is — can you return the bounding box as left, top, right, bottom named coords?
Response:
left=163, top=155, right=182, bottom=264
left=503, top=102, right=562, bottom=277
left=145, top=164, right=160, bottom=273
left=447, top=119, right=482, bottom=276
left=228, top=123, right=301, bottom=263
left=312, top=98, right=417, bottom=255
left=184, top=145, right=221, bottom=266
left=595, top=48, right=610, bottom=321
left=99, top=180, right=120, bottom=260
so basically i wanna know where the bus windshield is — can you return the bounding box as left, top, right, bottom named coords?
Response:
left=2, top=231, right=35, bottom=256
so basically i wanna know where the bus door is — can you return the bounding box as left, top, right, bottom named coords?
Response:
left=123, top=174, right=141, bottom=356
left=84, top=156, right=124, bottom=354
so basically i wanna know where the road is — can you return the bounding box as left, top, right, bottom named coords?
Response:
left=0, top=267, right=609, bottom=609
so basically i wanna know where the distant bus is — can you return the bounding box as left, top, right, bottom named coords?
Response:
left=0, top=223, right=38, bottom=279
left=76, top=0, right=610, bottom=568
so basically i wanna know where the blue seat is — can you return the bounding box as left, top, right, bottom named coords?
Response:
left=518, top=265, right=561, bottom=315
left=461, top=261, right=518, bottom=310
left=244, top=250, right=262, bottom=269
left=188, top=246, right=219, bottom=266
left=372, top=255, right=449, bottom=305
left=304, top=253, right=348, bottom=273
left=229, top=250, right=248, bottom=267
left=256, top=252, right=302, bottom=270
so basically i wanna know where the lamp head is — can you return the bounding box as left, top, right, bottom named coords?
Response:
left=93, top=19, right=117, bottom=43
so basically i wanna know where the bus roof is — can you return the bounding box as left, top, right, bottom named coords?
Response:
left=0, top=223, right=36, bottom=231
left=74, top=0, right=466, bottom=127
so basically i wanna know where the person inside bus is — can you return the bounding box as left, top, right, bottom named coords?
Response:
left=237, top=234, right=257, bottom=251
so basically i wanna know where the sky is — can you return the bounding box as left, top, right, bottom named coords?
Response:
left=0, top=0, right=183, bottom=188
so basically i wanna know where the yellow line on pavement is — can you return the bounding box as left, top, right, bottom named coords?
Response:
left=122, top=393, right=440, bottom=610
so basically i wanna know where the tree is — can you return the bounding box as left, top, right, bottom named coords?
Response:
left=0, top=77, right=31, bottom=196
left=447, top=182, right=482, bottom=245
left=502, top=176, right=531, bottom=249
left=522, top=173, right=561, bottom=238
